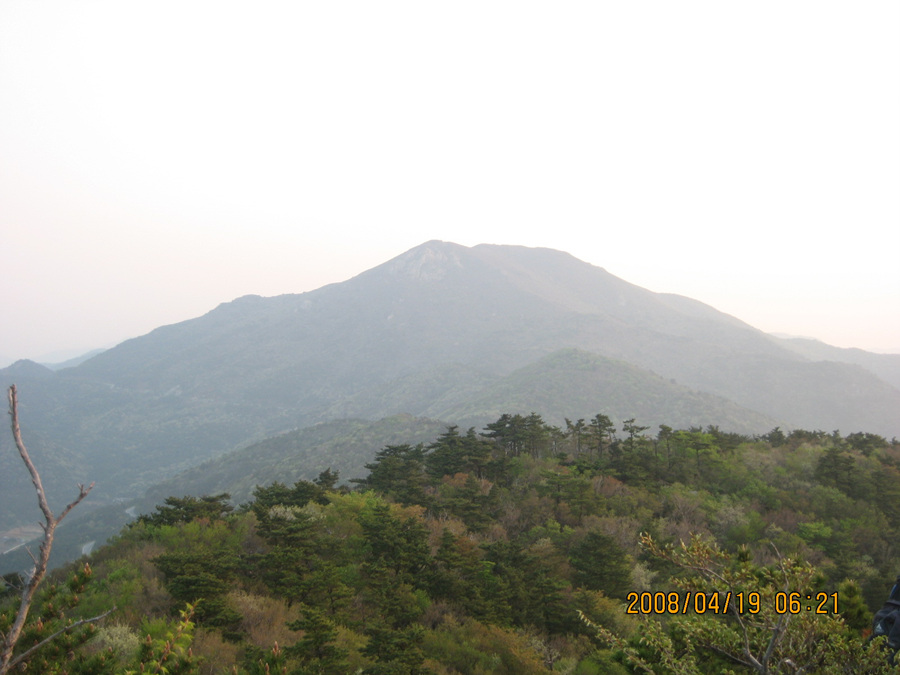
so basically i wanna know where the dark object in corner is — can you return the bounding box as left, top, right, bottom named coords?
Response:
left=871, top=575, right=900, bottom=665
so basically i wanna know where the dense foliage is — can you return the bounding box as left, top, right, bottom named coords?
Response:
left=3, top=413, right=899, bottom=673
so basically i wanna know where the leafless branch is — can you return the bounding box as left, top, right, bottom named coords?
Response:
left=6, top=608, right=116, bottom=671
left=0, top=385, right=98, bottom=675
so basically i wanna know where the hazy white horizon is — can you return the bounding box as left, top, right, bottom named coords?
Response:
left=2, top=2, right=898, bottom=364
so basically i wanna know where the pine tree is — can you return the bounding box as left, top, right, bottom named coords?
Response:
left=569, top=532, right=632, bottom=599
left=285, top=605, right=349, bottom=674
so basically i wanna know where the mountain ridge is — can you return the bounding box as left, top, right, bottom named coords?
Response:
left=2, top=240, right=898, bottom=535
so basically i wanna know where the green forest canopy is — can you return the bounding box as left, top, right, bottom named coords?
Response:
left=3, top=413, right=899, bottom=673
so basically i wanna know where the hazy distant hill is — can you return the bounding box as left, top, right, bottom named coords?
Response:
left=42, top=348, right=107, bottom=371
left=425, top=348, right=781, bottom=433
left=144, top=414, right=450, bottom=507
left=774, top=336, right=900, bottom=391
left=2, top=240, right=899, bottom=534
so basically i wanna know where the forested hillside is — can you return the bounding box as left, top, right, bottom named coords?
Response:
left=4, top=412, right=899, bottom=673
left=4, top=242, right=899, bottom=540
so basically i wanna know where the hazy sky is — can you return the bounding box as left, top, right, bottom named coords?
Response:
left=1, top=1, right=898, bottom=365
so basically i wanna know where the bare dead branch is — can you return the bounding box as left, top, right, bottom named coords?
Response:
left=1, top=385, right=98, bottom=675
left=58, top=482, right=95, bottom=522
left=6, top=608, right=116, bottom=671
left=9, top=385, right=53, bottom=524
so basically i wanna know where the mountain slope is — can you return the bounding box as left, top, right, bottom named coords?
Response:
left=143, top=414, right=449, bottom=507
left=773, top=336, right=900, bottom=391
left=426, top=348, right=781, bottom=433
left=2, top=240, right=898, bottom=533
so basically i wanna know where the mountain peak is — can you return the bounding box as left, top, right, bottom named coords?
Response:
left=378, top=240, right=471, bottom=281
left=1, top=359, right=55, bottom=379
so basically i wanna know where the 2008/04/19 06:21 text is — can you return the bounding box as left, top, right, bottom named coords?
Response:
left=625, top=591, right=839, bottom=615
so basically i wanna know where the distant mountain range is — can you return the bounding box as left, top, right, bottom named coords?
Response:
left=0, top=347, right=108, bottom=371
left=2, top=240, right=899, bottom=541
